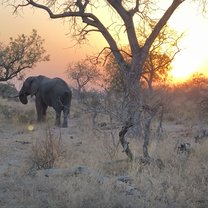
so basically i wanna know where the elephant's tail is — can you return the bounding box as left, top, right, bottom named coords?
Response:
left=59, top=91, right=72, bottom=108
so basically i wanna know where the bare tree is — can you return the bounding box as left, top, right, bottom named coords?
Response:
left=0, top=29, right=49, bottom=82
left=66, top=60, right=100, bottom=97
left=104, top=23, right=182, bottom=92
left=4, top=0, right=207, bottom=159
left=140, top=22, right=183, bottom=91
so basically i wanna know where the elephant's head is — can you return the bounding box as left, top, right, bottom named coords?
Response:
left=19, top=76, right=39, bottom=104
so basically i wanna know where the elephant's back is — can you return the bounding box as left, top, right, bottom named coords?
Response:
left=40, top=78, right=71, bottom=106
left=41, top=78, right=70, bottom=93
left=53, top=78, right=71, bottom=92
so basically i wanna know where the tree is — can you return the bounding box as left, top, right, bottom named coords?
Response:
left=185, top=73, right=208, bottom=88
left=104, top=23, right=182, bottom=92
left=5, top=0, right=207, bottom=159
left=182, top=73, right=208, bottom=100
left=0, top=29, right=49, bottom=82
left=66, top=60, right=100, bottom=96
left=140, top=22, right=182, bottom=90
left=103, top=52, right=125, bottom=93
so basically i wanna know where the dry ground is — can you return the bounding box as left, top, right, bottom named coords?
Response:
left=0, top=98, right=208, bottom=208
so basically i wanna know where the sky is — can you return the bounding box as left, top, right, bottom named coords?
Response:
left=0, top=4, right=106, bottom=88
left=0, top=1, right=208, bottom=86
left=168, top=1, right=208, bottom=82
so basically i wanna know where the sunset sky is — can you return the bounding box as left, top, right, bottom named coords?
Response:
left=0, top=1, right=208, bottom=86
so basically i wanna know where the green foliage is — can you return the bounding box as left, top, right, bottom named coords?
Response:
left=0, top=29, right=50, bottom=81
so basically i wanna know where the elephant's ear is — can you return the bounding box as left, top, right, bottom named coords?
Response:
left=30, top=78, right=39, bottom=96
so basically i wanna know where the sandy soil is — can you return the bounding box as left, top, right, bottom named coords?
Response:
left=0, top=100, right=208, bottom=208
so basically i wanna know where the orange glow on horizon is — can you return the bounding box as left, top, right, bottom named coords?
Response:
left=169, top=45, right=208, bottom=83
left=170, top=52, right=203, bottom=83
left=1, top=2, right=208, bottom=85
left=167, top=3, right=208, bottom=83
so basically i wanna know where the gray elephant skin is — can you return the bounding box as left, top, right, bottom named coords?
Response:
left=19, top=75, right=72, bottom=128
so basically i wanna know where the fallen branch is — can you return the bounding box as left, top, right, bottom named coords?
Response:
left=36, top=166, right=140, bottom=196
left=16, top=140, right=31, bottom=145
left=37, top=166, right=108, bottom=184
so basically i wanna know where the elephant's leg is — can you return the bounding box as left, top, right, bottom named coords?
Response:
left=36, top=100, right=47, bottom=122
left=42, top=103, right=48, bottom=122
left=62, top=107, right=69, bottom=128
left=55, top=110, right=61, bottom=127
left=35, top=100, right=42, bottom=122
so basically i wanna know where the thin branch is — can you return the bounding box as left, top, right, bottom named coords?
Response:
left=129, top=0, right=139, bottom=17
left=12, top=2, right=30, bottom=14
left=143, top=0, right=185, bottom=54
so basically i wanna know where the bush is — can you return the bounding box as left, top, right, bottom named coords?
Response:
left=0, top=104, right=16, bottom=120
left=31, top=127, right=66, bottom=170
left=0, top=83, right=18, bottom=99
left=17, top=109, right=36, bottom=124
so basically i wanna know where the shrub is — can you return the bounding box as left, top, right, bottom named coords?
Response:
left=31, top=127, right=66, bottom=170
left=0, top=83, right=18, bottom=99
left=0, top=104, right=15, bottom=120
left=17, top=109, right=36, bottom=124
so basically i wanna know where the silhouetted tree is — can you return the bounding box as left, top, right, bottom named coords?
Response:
left=0, top=30, right=49, bottom=82
left=140, top=22, right=182, bottom=91
left=104, top=23, right=182, bottom=92
left=66, top=60, right=100, bottom=97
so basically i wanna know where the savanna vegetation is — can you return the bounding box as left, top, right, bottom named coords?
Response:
left=3, top=0, right=208, bottom=159
left=0, top=29, right=49, bottom=82
left=0, top=0, right=208, bottom=207
left=0, top=74, right=208, bottom=207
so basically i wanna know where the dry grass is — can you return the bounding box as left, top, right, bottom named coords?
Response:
left=31, top=126, right=66, bottom=170
left=0, top=97, right=208, bottom=208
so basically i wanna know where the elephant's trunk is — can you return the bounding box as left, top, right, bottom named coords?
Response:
left=19, top=91, right=28, bottom=104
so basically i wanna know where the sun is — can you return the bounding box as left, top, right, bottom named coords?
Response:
left=167, top=5, right=208, bottom=83
left=170, top=42, right=208, bottom=83
left=169, top=27, right=208, bottom=83
left=170, top=52, right=201, bottom=83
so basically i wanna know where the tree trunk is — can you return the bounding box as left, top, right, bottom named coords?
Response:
left=123, top=66, right=142, bottom=133
left=122, top=63, right=151, bottom=159
left=143, top=113, right=152, bottom=159
left=119, top=121, right=133, bottom=161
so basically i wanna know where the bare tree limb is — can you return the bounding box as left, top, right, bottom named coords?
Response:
left=119, top=120, right=133, bottom=161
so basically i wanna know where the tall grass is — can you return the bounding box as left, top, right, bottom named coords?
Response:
left=31, top=126, right=66, bottom=170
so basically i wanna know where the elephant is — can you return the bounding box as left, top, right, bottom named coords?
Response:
left=19, top=75, right=72, bottom=128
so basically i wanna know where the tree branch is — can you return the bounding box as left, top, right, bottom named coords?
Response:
left=119, top=120, right=134, bottom=161
left=107, top=0, right=141, bottom=56
left=143, top=0, right=185, bottom=55
left=11, top=0, right=128, bottom=74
